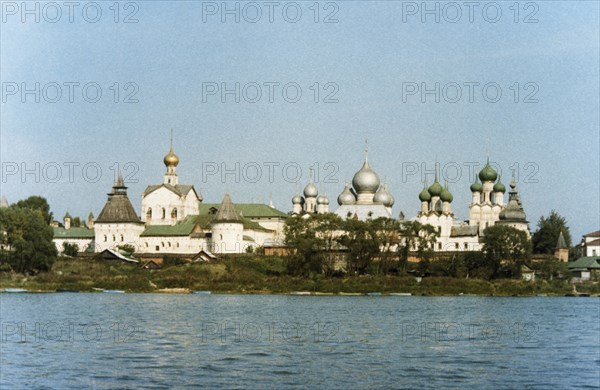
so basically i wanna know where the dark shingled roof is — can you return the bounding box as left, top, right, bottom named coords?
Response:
left=213, top=193, right=242, bottom=223
left=450, top=225, right=479, bottom=237
left=96, top=179, right=142, bottom=224
left=556, top=231, right=568, bottom=249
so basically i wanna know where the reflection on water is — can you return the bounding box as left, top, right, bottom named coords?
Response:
left=1, top=295, right=599, bottom=389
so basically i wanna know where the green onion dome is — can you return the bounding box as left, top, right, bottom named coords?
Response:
left=493, top=176, right=506, bottom=193
left=440, top=183, right=453, bottom=203
left=428, top=177, right=443, bottom=197
left=479, top=159, right=498, bottom=182
left=419, top=181, right=431, bottom=202
left=470, top=175, right=483, bottom=193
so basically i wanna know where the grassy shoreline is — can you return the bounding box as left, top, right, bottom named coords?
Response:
left=1, top=256, right=599, bottom=296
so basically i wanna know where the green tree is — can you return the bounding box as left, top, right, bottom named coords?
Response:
left=532, top=211, right=572, bottom=255
left=371, top=217, right=401, bottom=275
left=313, top=213, right=343, bottom=275
left=397, top=221, right=440, bottom=274
left=482, top=225, right=532, bottom=279
left=14, top=196, right=53, bottom=225
left=534, top=256, right=570, bottom=281
left=0, top=205, right=57, bottom=274
left=62, top=242, right=79, bottom=257
left=283, top=216, right=324, bottom=276
left=338, top=218, right=380, bottom=275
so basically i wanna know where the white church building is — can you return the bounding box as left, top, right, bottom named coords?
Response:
left=53, top=141, right=288, bottom=255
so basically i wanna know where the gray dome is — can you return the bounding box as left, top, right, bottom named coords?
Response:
left=303, top=182, right=318, bottom=198
left=337, top=183, right=356, bottom=205
left=292, top=194, right=302, bottom=204
left=352, top=159, right=380, bottom=194
left=499, top=205, right=527, bottom=221
left=385, top=186, right=395, bottom=207
left=317, top=195, right=326, bottom=204
left=373, top=184, right=394, bottom=207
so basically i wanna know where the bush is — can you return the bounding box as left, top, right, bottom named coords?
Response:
left=62, top=242, right=79, bottom=257
left=162, top=256, right=188, bottom=267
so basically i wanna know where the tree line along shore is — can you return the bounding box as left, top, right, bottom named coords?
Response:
left=1, top=255, right=599, bottom=296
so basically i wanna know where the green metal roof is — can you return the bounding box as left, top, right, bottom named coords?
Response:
left=53, top=227, right=94, bottom=239
left=568, top=257, right=600, bottom=270
left=199, top=203, right=288, bottom=218
left=141, top=216, right=199, bottom=236
left=140, top=214, right=272, bottom=237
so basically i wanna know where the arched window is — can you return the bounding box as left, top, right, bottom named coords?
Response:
left=120, top=235, right=124, bottom=242
left=112, top=235, right=116, bottom=241
left=161, top=242, right=165, bottom=247
left=104, top=235, right=107, bottom=242
left=162, top=208, right=166, bottom=219
left=171, top=208, right=177, bottom=220
left=176, top=242, right=179, bottom=248
left=168, top=242, right=171, bottom=247
left=146, top=207, right=152, bottom=220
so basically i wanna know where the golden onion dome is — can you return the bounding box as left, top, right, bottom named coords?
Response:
left=163, top=147, right=179, bottom=167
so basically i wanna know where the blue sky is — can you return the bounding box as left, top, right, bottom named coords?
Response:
left=1, top=1, right=598, bottom=239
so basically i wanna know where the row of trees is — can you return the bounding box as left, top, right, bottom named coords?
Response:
left=283, top=214, right=538, bottom=279
left=0, top=196, right=58, bottom=274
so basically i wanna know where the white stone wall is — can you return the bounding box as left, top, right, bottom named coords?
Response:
left=94, top=223, right=145, bottom=252
left=139, top=236, right=208, bottom=254
left=54, top=238, right=94, bottom=254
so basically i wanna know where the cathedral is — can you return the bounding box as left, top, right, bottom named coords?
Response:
left=291, top=151, right=529, bottom=252
left=53, top=141, right=288, bottom=255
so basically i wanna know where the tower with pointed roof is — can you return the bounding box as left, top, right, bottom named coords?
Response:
left=95, top=174, right=145, bottom=252
left=211, top=193, right=244, bottom=253
left=554, top=231, right=569, bottom=262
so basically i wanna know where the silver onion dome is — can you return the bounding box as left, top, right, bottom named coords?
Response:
left=337, top=183, right=356, bottom=205
left=292, top=194, right=302, bottom=204
left=373, top=184, right=390, bottom=205
left=352, top=157, right=380, bottom=194
left=384, top=184, right=395, bottom=207
left=303, top=182, right=318, bottom=198
left=374, top=184, right=395, bottom=207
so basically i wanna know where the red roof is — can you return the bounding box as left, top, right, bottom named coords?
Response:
left=585, top=230, right=600, bottom=237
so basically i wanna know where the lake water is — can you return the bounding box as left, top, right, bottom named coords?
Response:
left=1, top=294, right=599, bottom=389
